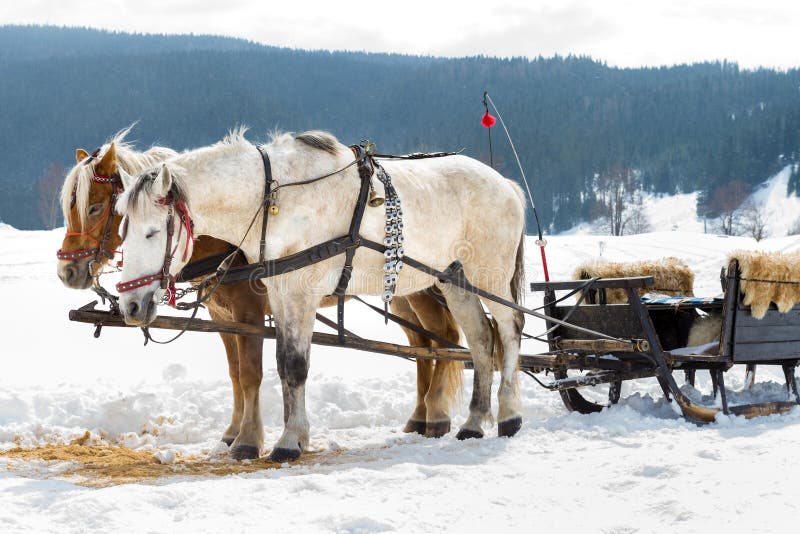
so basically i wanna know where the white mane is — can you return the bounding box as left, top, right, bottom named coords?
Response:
left=119, top=127, right=253, bottom=220
left=59, top=125, right=176, bottom=230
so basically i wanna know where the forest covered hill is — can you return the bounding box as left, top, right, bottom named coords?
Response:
left=1, top=25, right=798, bottom=231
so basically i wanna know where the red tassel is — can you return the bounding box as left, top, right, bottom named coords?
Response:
left=167, top=281, right=177, bottom=306
left=481, top=111, right=496, bottom=128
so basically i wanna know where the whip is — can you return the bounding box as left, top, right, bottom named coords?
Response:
left=481, top=91, right=550, bottom=281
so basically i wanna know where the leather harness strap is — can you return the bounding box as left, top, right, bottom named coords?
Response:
left=333, top=145, right=373, bottom=342
left=257, top=146, right=273, bottom=265
left=210, top=143, right=374, bottom=344
left=334, top=144, right=372, bottom=297
left=176, top=246, right=239, bottom=282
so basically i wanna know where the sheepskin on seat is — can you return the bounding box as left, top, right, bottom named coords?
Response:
left=573, top=257, right=695, bottom=304
left=731, top=250, right=800, bottom=319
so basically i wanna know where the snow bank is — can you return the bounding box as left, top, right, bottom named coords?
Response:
left=748, top=165, right=800, bottom=237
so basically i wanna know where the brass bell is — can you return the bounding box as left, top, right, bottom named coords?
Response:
left=368, top=188, right=384, bottom=208
left=269, top=204, right=280, bottom=215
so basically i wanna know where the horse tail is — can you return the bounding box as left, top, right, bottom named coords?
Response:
left=506, top=178, right=527, bottom=306
left=493, top=229, right=526, bottom=372
left=511, top=229, right=525, bottom=306
left=392, top=290, right=464, bottom=412
left=434, top=298, right=464, bottom=410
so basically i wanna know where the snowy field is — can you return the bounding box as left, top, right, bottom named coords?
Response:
left=1, top=223, right=800, bottom=533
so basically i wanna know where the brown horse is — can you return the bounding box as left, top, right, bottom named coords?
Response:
left=57, top=135, right=462, bottom=459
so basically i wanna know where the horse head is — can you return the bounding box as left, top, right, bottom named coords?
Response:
left=116, top=163, right=195, bottom=326
left=57, top=143, right=124, bottom=289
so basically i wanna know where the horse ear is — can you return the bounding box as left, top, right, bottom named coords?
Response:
left=76, top=148, right=89, bottom=163
left=95, top=143, right=117, bottom=176
left=156, top=164, right=173, bottom=195
left=120, top=169, right=134, bottom=191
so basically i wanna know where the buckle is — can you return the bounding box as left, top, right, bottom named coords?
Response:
left=361, top=140, right=376, bottom=156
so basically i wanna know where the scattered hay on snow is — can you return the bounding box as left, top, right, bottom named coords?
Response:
left=0, top=442, right=342, bottom=487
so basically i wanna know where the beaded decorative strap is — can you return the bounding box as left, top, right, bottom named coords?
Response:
left=377, top=162, right=404, bottom=303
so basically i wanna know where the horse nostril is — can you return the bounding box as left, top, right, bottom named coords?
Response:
left=63, top=265, right=77, bottom=283
left=128, top=301, right=139, bottom=317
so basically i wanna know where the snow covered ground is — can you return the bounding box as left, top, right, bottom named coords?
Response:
left=1, top=223, right=800, bottom=533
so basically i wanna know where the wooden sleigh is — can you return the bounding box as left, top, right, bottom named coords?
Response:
left=532, top=259, right=800, bottom=421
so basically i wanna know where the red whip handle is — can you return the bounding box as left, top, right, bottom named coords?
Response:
left=539, top=244, right=550, bottom=282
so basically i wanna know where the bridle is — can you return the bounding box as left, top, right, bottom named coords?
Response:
left=115, top=193, right=194, bottom=306
left=57, top=149, right=122, bottom=267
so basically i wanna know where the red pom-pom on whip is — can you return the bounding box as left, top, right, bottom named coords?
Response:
left=481, top=90, right=550, bottom=281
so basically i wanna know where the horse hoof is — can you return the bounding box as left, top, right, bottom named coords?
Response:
left=498, top=416, right=522, bottom=438
left=455, top=428, right=483, bottom=441
left=269, top=447, right=301, bottom=463
left=230, top=445, right=260, bottom=460
left=403, top=419, right=426, bottom=435
left=221, top=437, right=235, bottom=447
left=424, top=421, right=451, bottom=438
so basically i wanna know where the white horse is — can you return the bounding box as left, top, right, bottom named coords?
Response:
left=116, top=130, right=526, bottom=462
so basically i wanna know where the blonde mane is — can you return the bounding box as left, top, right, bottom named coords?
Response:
left=59, top=125, right=176, bottom=230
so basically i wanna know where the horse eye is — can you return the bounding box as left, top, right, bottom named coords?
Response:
left=88, top=202, right=105, bottom=217
left=146, top=229, right=160, bottom=239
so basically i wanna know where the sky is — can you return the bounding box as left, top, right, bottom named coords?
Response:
left=1, top=0, right=799, bottom=69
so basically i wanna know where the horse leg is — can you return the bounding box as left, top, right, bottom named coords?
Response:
left=269, top=300, right=316, bottom=463
left=405, top=292, right=463, bottom=438
left=483, top=300, right=524, bottom=437
left=407, top=360, right=434, bottom=434
left=219, top=333, right=244, bottom=446
left=437, top=283, right=494, bottom=440
left=391, top=297, right=433, bottom=434
left=229, top=292, right=268, bottom=461
left=229, top=333, right=265, bottom=460
left=206, top=303, right=244, bottom=447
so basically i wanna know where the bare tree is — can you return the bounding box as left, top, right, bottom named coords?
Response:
left=38, top=162, right=65, bottom=229
left=707, top=180, right=750, bottom=236
left=788, top=217, right=800, bottom=236
left=592, top=167, right=650, bottom=235
left=625, top=195, right=652, bottom=235
left=738, top=199, right=769, bottom=241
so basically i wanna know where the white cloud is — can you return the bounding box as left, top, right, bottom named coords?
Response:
left=1, top=0, right=798, bottom=69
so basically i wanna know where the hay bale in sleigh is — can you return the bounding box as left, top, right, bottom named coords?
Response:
left=572, top=257, right=695, bottom=304
left=574, top=258, right=708, bottom=350
left=730, top=250, right=800, bottom=319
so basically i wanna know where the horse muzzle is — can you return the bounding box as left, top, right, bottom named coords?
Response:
left=57, top=259, right=93, bottom=289
left=121, top=290, right=159, bottom=326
